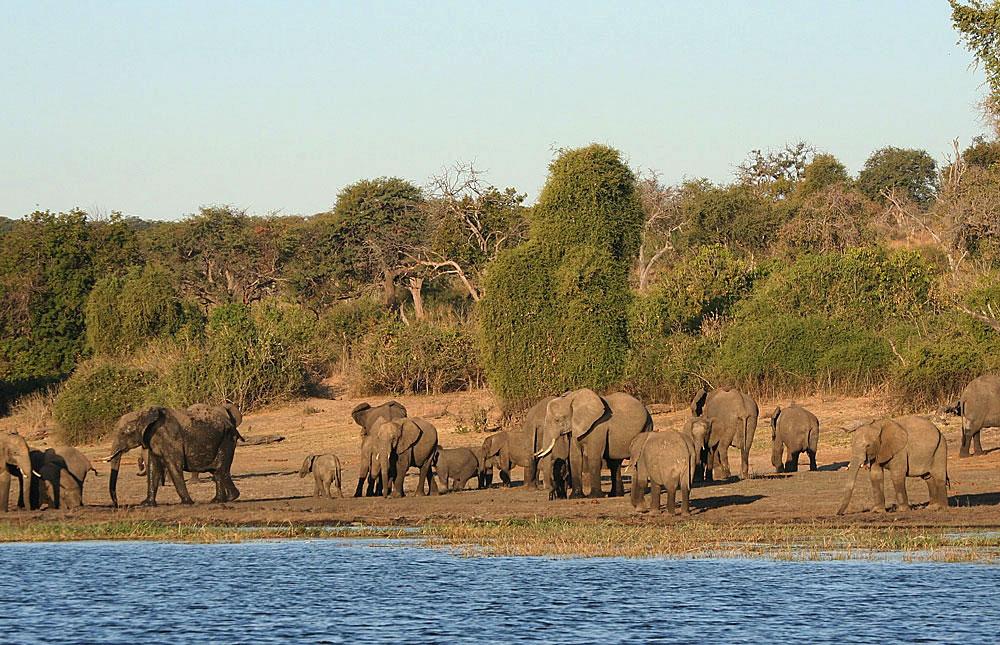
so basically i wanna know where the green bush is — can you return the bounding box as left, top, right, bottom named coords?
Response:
left=623, top=333, right=712, bottom=404
left=52, top=359, right=157, bottom=445
left=350, top=319, right=481, bottom=395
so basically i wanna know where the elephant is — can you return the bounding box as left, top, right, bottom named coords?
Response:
left=836, top=416, right=949, bottom=515
left=629, top=417, right=710, bottom=515
left=29, top=446, right=97, bottom=510
left=299, top=453, right=343, bottom=498
left=434, top=447, right=480, bottom=492
left=946, top=374, right=1000, bottom=458
left=351, top=400, right=408, bottom=495
left=107, top=403, right=244, bottom=507
left=691, top=387, right=759, bottom=481
left=479, top=398, right=551, bottom=490
left=534, top=389, right=653, bottom=500
left=479, top=431, right=509, bottom=488
left=770, top=404, right=819, bottom=472
left=0, top=431, right=36, bottom=511
left=354, top=417, right=439, bottom=498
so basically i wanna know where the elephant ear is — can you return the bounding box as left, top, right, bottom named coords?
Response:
left=386, top=400, right=408, bottom=420
left=690, top=389, right=708, bottom=417
left=770, top=406, right=781, bottom=430
left=876, top=420, right=908, bottom=464
left=223, top=403, right=243, bottom=427
left=135, top=407, right=165, bottom=449
left=398, top=419, right=424, bottom=452
left=485, top=434, right=503, bottom=458
left=570, top=389, right=606, bottom=440
left=351, top=403, right=372, bottom=428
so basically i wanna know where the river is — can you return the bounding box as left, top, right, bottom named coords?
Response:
left=1, top=539, right=998, bottom=643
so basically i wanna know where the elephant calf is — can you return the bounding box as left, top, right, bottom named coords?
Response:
left=30, top=446, right=97, bottom=510
left=770, top=404, right=819, bottom=472
left=434, top=447, right=480, bottom=493
left=479, top=431, right=511, bottom=489
left=629, top=418, right=710, bottom=515
left=299, top=454, right=343, bottom=498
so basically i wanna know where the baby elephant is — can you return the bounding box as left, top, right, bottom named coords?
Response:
left=299, top=454, right=344, bottom=498
left=770, top=404, right=819, bottom=472
left=30, top=446, right=97, bottom=510
left=434, top=447, right=480, bottom=493
left=630, top=418, right=710, bottom=515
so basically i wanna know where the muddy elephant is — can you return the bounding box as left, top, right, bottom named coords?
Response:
left=946, top=374, right=1000, bottom=458
left=0, top=431, right=35, bottom=511
left=299, top=453, right=343, bottom=498
left=351, top=400, right=408, bottom=495
left=480, top=398, right=551, bottom=490
left=770, top=404, right=819, bottom=472
left=434, top=447, right=480, bottom=492
left=629, top=417, right=710, bottom=515
left=836, top=416, right=949, bottom=515
left=354, top=417, right=438, bottom=498
left=30, top=446, right=96, bottom=509
left=535, top=390, right=653, bottom=500
left=691, top=387, right=759, bottom=481
left=107, top=403, right=244, bottom=507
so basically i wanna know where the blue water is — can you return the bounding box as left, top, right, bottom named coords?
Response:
left=1, top=540, right=998, bottom=644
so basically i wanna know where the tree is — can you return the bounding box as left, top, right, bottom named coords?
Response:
left=798, top=153, right=851, bottom=197
left=679, top=183, right=782, bottom=254
left=963, top=135, right=1000, bottom=168
left=951, top=0, right=1000, bottom=133
left=736, top=142, right=814, bottom=199
left=479, top=145, right=643, bottom=408
left=778, top=185, right=878, bottom=256
left=634, top=171, right=685, bottom=291
left=856, top=147, right=938, bottom=207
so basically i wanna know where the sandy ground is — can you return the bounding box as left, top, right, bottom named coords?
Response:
left=5, top=388, right=1000, bottom=528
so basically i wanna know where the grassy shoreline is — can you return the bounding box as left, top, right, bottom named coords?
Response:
left=1, top=518, right=999, bottom=562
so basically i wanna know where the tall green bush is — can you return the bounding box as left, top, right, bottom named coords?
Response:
left=52, top=359, right=157, bottom=445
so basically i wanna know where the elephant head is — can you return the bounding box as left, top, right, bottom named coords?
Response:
left=534, top=389, right=607, bottom=460
left=352, top=401, right=408, bottom=437
left=299, top=455, right=318, bottom=478
left=836, top=419, right=908, bottom=515
left=1, top=431, right=37, bottom=510
left=106, top=407, right=183, bottom=507
left=690, top=388, right=708, bottom=417
left=686, top=416, right=712, bottom=454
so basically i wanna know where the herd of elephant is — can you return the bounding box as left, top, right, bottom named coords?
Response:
left=3, top=374, right=999, bottom=515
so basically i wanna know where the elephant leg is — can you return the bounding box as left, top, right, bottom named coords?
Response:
left=141, top=457, right=164, bottom=506
left=390, top=457, right=405, bottom=498
left=630, top=464, right=646, bottom=510
left=973, top=431, right=984, bottom=456
left=421, top=456, right=438, bottom=496
left=665, top=480, right=677, bottom=516
left=354, top=477, right=366, bottom=498
left=679, top=484, right=691, bottom=516
left=166, top=462, right=194, bottom=504
left=211, top=471, right=226, bottom=502
left=609, top=460, right=624, bottom=497
left=717, top=444, right=732, bottom=480
left=649, top=482, right=662, bottom=513
left=224, top=474, right=239, bottom=501
left=568, top=443, right=585, bottom=499
left=787, top=451, right=800, bottom=473
left=868, top=465, right=887, bottom=512
left=372, top=475, right=382, bottom=497
left=313, top=474, right=323, bottom=498
left=584, top=453, right=603, bottom=499
left=959, top=430, right=971, bottom=458
left=890, top=468, right=909, bottom=511
left=925, top=477, right=945, bottom=510
left=0, top=470, right=11, bottom=512
left=807, top=449, right=817, bottom=471
left=524, top=458, right=538, bottom=490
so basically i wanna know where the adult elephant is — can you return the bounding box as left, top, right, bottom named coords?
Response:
left=946, top=374, right=1000, bottom=458
left=535, top=389, right=652, bottom=499
left=351, top=400, right=408, bottom=496
left=770, top=404, right=819, bottom=472
left=0, top=431, right=36, bottom=511
left=106, top=403, right=243, bottom=507
left=836, top=416, right=948, bottom=515
left=30, top=446, right=96, bottom=509
left=691, top=387, right=759, bottom=481
left=359, top=417, right=439, bottom=498
left=480, top=397, right=551, bottom=490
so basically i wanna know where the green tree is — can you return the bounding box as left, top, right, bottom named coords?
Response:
left=951, top=0, right=1000, bottom=131
left=479, top=145, right=642, bottom=408
left=798, top=153, right=851, bottom=197
left=856, top=147, right=938, bottom=206
left=679, top=183, right=782, bottom=253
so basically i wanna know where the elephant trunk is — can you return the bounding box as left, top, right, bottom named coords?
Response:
left=836, top=459, right=862, bottom=515
left=13, top=450, right=33, bottom=509
left=771, top=440, right=784, bottom=472
left=741, top=417, right=752, bottom=479
left=108, top=451, right=123, bottom=508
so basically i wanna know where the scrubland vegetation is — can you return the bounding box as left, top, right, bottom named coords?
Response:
left=2, top=2, right=999, bottom=446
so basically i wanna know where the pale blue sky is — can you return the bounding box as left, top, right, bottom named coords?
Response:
left=0, top=1, right=988, bottom=220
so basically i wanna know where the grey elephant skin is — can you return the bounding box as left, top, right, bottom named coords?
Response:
left=535, top=389, right=652, bottom=500
left=30, top=446, right=96, bottom=509
left=479, top=399, right=550, bottom=489
left=300, top=453, right=343, bottom=498
left=354, top=417, right=439, bottom=498
left=351, top=400, right=408, bottom=496
left=630, top=417, right=710, bottom=515
left=947, top=374, right=1000, bottom=458
left=0, top=431, right=34, bottom=511
left=770, top=404, right=819, bottom=472
left=691, top=387, right=759, bottom=480
left=434, top=447, right=480, bottom=492
left=107, top=403, right=243, bottom=506
left=837, top=416, right=949, bottom=515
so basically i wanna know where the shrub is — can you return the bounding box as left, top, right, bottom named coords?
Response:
left=777, top=185, right=878, bottom=256
left=350, top=319, right=481, bottom=395
left=856, top=147, right=938, bottom=206
left=623, top=333, right=713, bottom=404
left=52, top=359, right=157, bottom=445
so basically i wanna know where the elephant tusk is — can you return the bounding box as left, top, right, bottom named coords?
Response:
left=534, top=438, right=556, bottom=460
left=32, top=470, right=42, bottom=478
left=104, top=450, right=124, bottom=463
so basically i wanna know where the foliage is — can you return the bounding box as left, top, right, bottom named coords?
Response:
left=777, top=185, right=878, bottom=256
left=798, top=153, right=851, bottom=197
left=856, top=147, right=938, bottom=206
left=736, top=142, right=814, bottom=199
left=679, top=183, right=783, bottom=252
left=962, top=136, right=1000, bottom=168
left=52, top=359, right=157, bottom=445
left=951, top=1, right=1000, bottom=131
left=623, top=333, right=712, bottom=404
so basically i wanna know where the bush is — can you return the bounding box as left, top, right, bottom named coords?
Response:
left=623, top=333, right=712, bottom=404
left=52, top=359, right=157, bottom=445
left=350, top=319, right=481, bottom=395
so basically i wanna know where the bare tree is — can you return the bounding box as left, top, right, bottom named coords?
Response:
left=635, top=171, right=685, bottom=291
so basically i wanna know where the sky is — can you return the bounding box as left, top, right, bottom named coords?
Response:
left=0, top=0, right=988, bottom=221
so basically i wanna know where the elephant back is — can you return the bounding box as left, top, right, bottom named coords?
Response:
left=400, top=417, right=439, bottom=466
left=603, top=392, right=652, bottom=460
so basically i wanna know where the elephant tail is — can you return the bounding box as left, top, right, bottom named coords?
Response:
left=89, top=466, right=101, bottom=478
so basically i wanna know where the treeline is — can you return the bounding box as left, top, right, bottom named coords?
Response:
left=3, top=135, right=1000, bottom=444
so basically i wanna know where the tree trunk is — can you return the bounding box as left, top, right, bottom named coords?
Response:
left=407, top=276, right=426, bottom=320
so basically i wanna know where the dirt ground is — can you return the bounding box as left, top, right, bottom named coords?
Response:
left=6, top=388, right=1000, bottom=529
